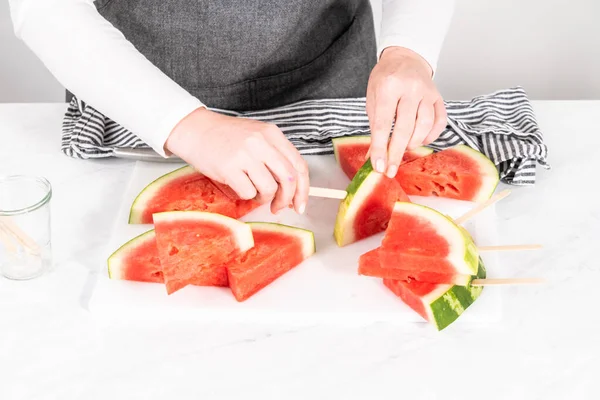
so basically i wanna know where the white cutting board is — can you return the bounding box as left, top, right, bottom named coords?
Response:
left=89, top=156, right=501, bottom=327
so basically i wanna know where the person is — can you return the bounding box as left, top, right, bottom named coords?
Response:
left=9, top=0, right=454, bottom=214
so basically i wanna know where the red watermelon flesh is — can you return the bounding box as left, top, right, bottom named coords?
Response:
left=129, top=166, right=259, bottom=224
left=353, top=178, right=409, bottom=242
left=334, top=159, right=410, bottom=247
left=108, top=229, right=164, bottom=283
left=379, top=202, right=479, bottom=276
left=332, top=135, right=433, bottom=180
left=153, top=211, right=254, bottom=294
left=396, top=145, right=499, bottom=202
left=227, top=223, right=315, bottom=302
left=358, top=248, right=471, bottom=285
left=383, top=278, right=436, bottom=321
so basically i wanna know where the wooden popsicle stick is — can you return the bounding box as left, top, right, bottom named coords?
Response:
left=0, top=223, right=18, bottom=254
left=0, top=217, right=41, bottom=256
left=477, top=244, right=543, bottom=252
left=454, top=189, right=511, bottom=225
left=470, top=278, right=545, bottom=286
left=308, top=186, right=347, bottom=200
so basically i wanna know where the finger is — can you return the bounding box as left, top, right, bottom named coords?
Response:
left=224, top=170, right=257, bottom=200
left=424, top=100, right=448, bottom=145
left=367, top=88, right=397, bottom=174
left=407, top=100, right=434, bottom=150
left=386, top=98, right=420, bottom=178
left=264, top=127, right=309, bottom=214
left=248, top=134, right=297, bottom=213
left=245, top=161, right=278, bottom=205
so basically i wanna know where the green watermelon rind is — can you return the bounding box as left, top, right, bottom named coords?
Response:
left=449, top=145, right=500, bottom=202
left=107, top=228, right=156, bottom=280
left=128, top=165, right=195, bottom=224
left=426, top=257, right=487, bottom=331
left=246, top=222, right=316, bottom=259
left=153, top=210, right=255, bottom=253
left=333, top=159, right=383, bottom=247
left=388, top=202, right=480, bottom=276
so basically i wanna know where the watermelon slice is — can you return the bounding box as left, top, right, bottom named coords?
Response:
left=379, top=202, right=479, bottom=277
left=107, top=229, right=164, bottom=283
left=358, top=248, right=472, bottom=286
left=129, top=165, right=259, bottom=224
left=396, top=145, right=499, bottom=202
left=332, top=135, right=433, bottom=180
left=383, top=258, right=487, bottom=331
left=153, top=211, right=254, bottom=294
left=334, top=159, right=410, bottom=247
left=227, top=223, right=315, bottom=302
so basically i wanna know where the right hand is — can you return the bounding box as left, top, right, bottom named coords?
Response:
left=165, top=108, right=309, bottom=214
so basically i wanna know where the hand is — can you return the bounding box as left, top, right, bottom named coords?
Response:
left=165, top=108, right=309, bottom=214
left=366, top=46, right=447, bottom=178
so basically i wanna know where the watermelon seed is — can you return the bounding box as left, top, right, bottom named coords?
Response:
left=169, top=245, right=179, bottom=256
left=449, top=172, right=459, bottom=181
left=433, top=182, right=446, bottom=193
left=447, top=183, right=460, bottom=193
left=413, top=185, right=423, bottom=192
left=432, top=191, right=439, bottom=197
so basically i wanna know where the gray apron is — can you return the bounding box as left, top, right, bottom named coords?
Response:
left=94, top=0, right=377, bottom=111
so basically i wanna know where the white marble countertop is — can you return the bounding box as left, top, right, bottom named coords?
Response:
left=0, top=102, right=597, bottom=400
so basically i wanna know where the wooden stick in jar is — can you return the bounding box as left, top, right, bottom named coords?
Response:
left=0, top=223, right=18, bottom=254
left=0, top=217, right=41, bottom=255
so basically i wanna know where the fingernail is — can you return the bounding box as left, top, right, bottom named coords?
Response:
left=386, top=164, right=398, bottom=178
left=375, top=158, right=385, bottom=173
left=298, top=203, right=306, bottom=215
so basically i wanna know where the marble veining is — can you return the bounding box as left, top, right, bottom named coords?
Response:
left=0, top=103, right=598, bottom=400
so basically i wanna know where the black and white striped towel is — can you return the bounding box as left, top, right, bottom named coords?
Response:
left=61, top=86, right=549, bottom=185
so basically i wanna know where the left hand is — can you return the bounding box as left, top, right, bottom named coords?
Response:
left=366, top=46, right=447, bottom=178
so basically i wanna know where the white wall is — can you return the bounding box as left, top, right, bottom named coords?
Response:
left=0, top=1, right=64, bottom=102
left=1, top=0, right=599, bottom=103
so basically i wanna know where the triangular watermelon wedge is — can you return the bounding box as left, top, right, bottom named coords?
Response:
left=129, top=166, right=260, bottom=224
left=332, top=135, right=433, bottom=180
left=153, top=211, right=254, bottom=294
left=379, top=202, right=479, bottom=276
left=334, top=159, right=410, bottom=247
left=227, top=223, right=315, bottom=302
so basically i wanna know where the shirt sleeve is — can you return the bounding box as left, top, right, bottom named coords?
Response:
left=378, top=0, right=455, bottom=75
left=8, top=0, right=205, bottom=157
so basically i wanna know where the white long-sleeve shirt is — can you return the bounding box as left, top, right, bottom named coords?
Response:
left=8, top=0, right=454, bottom=157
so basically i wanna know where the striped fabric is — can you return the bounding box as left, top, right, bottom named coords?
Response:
left=61, top=86, right=549, bottom=185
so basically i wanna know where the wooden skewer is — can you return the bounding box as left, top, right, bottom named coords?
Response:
left=454, top=189, right=511, bottom=225
left=477, top=244, right=543, bottom=252
left=471, top=278, right=546, bottom=286
left=308, top=187, right=347, bottom=200
left=0, top=217, right=41, bottom=256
